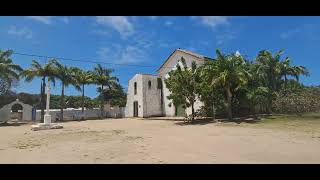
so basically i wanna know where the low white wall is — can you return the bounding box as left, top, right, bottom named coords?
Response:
left=35, top=107, right=126, bottom=121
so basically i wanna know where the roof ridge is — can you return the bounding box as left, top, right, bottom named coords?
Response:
left=157, top=48, right=212, bottom=72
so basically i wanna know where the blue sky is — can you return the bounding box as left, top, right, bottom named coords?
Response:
left=1, top=16, right=319, bottom=98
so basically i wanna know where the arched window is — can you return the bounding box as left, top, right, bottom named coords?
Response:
left=148, top=80, right=151, bottom=89
left=134, top=82, right=137, bottom=95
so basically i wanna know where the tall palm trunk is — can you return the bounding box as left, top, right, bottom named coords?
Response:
left=100, top=84, right=104, bottom=118
left=226, top=85, right=232, bottom=120
left=40, top=80, right=43, bottom=123
left=81, top=83, right=85, bottom=120
left=284, top=74, right=287, bottom=90
left=40, top=77, right=46, bottom=123
left=60, top=83, right=64, bottom=121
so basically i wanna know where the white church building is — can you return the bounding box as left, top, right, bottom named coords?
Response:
left=125, top=48, right=213, bottom=118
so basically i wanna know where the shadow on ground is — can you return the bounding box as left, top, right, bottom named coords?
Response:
left=174, top=114, right=273, bottom=126
left=0, top=122, right=30, bottom=127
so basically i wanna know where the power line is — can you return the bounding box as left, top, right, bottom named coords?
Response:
left=13, top=52, right=175, bottom=69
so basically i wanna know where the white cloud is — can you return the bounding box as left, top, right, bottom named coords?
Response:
left=280, top=28, right=301, bottom=39
left=96, top=47, right=110, bottom=60
left=165, top=20, right=173, bottom=27
left=27, top=16, right=52, bottom=25
left=7, top=26, right=33, bottom=39
left=191, top=16, right=229, bottom=28
left=61, top=17, right=70, bottom=24
left=97, top=45, right=147, bottom=64
left=118, top=46, right=146, bottom=63
left=96, top=16, right=134, bottom=38
left=158, top=42, right=170, bottom=48
left=149, top=16, right=158, bottom=21
left=216, top=33, right=235, bottom=45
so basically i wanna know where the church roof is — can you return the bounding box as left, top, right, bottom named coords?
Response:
left=156, top=48, right=213, bottom=72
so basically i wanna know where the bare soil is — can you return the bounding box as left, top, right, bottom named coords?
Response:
left=0, top=117, right=320, bottom=163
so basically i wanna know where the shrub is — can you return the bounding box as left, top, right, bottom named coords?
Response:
left=272, top=86, right=320, bottom=114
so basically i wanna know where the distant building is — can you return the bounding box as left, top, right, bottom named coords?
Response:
left=125, top=49, right=213, bottom=118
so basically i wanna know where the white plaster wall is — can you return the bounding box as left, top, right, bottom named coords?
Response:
left=142, top=75, right=162, bottom=117
left=158, top=51, right=205, bottom=116
left=104, top=104, right=125, bottom=118
left=125, top=74, right=144, bottom=117
left=35, top=108, right=124, bottom=121
left=0, top=100, right=33, bottom=122
left=161, top=77, right=175, bottom=116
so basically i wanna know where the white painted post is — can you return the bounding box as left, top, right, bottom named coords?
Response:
left=44, top=79, right=51, bottom=125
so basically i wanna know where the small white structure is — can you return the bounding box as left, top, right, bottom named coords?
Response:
left=31, top=80, right=63, bottom=131
left=125, top=48, right=211, bottom=118
left=0, top=99, right=33, bottom=122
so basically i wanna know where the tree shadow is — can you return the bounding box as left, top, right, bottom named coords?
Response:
left=174, top=114, right=273, bottom=126
left=0, top=121, right=29, bottom=127
left=175, top=118, right=217, bottom=126
left=144, top=117, right=185, bottom=121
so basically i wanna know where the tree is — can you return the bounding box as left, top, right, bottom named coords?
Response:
left=53, top=61, right=80, bottom=121
left=198, top=59, right=220, bottom=120
left=0, top=49, right=23, bottom=95
left=256, top=50, right=309, bottom=112
left=101, top=82, right=127, bottom=107
left=21, top=60, right=57, bottom=122
left=246, top=86, right=269, bottom=115
left=165, top=57, right=200, bottom=121
left=290, top=65, right=309, bottom=83
left=92, top=64, right=118, bottom=118
left=256, top=50, right=283, bottom=113
left=280, top=58, right=309, bottom=91
left=0, top=77, right=11, bottom=96
left=72, top=67, right=94, bottom=117
left=206, top=49, right=249, bottom=120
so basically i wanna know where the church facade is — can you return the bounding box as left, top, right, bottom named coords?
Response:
left=125, top=49, right=212, bottom=118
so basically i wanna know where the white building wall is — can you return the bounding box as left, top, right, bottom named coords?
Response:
left=158, top=51, right=205, bottom=117
left=142, top=75, right=162, bottom=117
left=124, top=49, right=208, bottom=118
left=35, top=107, right=124, bottom=121
left=125, top=74, right=144, bottom=117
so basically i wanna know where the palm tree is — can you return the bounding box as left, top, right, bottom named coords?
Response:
left=279, top=58, right=309, bottom=88
left=92, top=64, right=118, bottom=118
left=0, top=50, right=23, bottom=95
left=280, top=57, right=293, bottom=90
left=205, top=49, right=249, bottom=120
left=53, top=61, right=80, bottom=121
left=256, top=50, right=283, bottom=113
left=290, top=65, right=309, bottom=82
left=71, top=67, right=93, bottom=118
left=21, top=60, right=57, bottom=122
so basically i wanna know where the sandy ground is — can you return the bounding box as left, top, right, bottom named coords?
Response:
left=0, top=118, right=320, bottom=164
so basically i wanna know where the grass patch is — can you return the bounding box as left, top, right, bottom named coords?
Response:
left=218, top=112, right=320, bottom=134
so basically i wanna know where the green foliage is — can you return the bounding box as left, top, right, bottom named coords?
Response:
left=199, top=49, right=249, bottom=120
left=101, top=83, right=127, bottom=107
left=50, top=94, right=98, bottom=109
left=168, top=49, right=311, bottom=120
left=0, top=91, right=98, bottom=110
left=92, top=64, right=118, bottom=117
left=0, top=49, right=23, bottom=95
left=0, top=77, right=11, bottom=96
left=21, top=59, right=58, bottom=122
left=165, top=57, right=201, bottom=120
left=52, top=61, right=82, bottom=120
